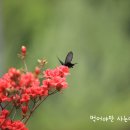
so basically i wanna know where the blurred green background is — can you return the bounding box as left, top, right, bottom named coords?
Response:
left=1, top=0, right=130, bottom=130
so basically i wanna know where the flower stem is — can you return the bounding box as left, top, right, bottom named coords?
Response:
left=0, top=103, right=3, bottom=110
left=12, top=108, right=17, bottom=120
left=24, top=90, right=58, bottom=124
left=23, top=59, right=28, bottom=72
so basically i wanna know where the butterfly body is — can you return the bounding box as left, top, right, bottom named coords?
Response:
left=58, top=51, right=76, bottom=68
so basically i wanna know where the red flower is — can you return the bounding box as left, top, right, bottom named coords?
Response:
left=57, top=65, right=69, bottom=77
left=0, top=94, right=11, bottom=102
left=51, top=77, right=68, bottom=90
left=43, top=66, right=69, bottom=91
left=43, top=65, right=69, bottom=78
left=20, top=72, right=40, bottom=88
left=12, top=120, right=28, bottom=130
left=20, top=94, right=30, bottom=103
left=0, top=109, right=9, bottom=118
left=1, top=119, right=28, bottom=130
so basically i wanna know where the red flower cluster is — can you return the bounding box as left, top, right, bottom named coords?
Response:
left=43, top=65, right=69, bottom=91
left=0, top=46, right=70, bottom=130
left=0, top=109, right=27, bottom=130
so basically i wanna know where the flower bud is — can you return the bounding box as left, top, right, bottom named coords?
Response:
left=35, top=67, right=41, bottom=75
left=21, top=105, right=28, bottom=115
left=21, top=46, right=26, bottom=54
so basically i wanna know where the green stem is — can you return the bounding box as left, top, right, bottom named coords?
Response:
left=23, top=59, right=28, bottom=72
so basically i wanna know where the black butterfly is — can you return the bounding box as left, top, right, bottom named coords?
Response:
left=58, top=51, right=76, bottom=68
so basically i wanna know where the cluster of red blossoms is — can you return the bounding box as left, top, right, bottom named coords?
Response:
left=0, top=46, right=70, bottom=130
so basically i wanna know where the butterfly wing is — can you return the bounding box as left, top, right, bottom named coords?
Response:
left=65, top=51, right=73, bottom=64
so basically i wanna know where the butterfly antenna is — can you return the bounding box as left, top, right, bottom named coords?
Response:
left=57, top=57, right=64, bottom=65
